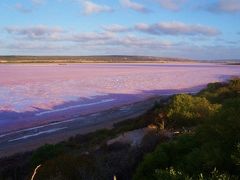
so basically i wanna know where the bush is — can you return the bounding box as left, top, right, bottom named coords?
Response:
left=133, top=96, right=240, bottom=179
left=31, top=144, right=66, bottom=168
left=167, top=94, right=221, bottom=127
left=198, top=78, right=240, bottom=103
left=229, top=78, right=240, bottom=92
left=134, top=79, right=240, bottom=179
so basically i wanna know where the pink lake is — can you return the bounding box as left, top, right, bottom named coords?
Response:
left=0, top=63, right=240, bottom=134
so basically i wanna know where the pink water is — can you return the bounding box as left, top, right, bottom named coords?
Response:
left=0, top=63, right=240, bottom=134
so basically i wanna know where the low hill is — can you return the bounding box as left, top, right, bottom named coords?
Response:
left=0, top=55, right=194, bottom=63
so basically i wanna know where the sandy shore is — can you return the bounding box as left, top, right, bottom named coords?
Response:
left=0, top=96, right=167, bottom=158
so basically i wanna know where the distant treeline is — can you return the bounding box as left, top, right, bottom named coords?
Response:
left=0, top=56, right=194, bottom=63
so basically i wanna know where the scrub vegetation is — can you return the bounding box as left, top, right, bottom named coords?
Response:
left=134, top=77, right=240, bottom=180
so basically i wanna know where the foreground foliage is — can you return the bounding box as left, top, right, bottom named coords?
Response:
left=133, top=78, right=240, bottom=180
left=167, top=94, right=221, bottom=127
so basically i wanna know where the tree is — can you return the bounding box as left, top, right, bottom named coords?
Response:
left=167, top=94, right=221, bottom=127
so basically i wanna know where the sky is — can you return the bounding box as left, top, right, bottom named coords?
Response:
left=0, top=0, right=240, bottom=60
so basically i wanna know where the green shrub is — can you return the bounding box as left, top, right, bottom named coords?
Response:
left=229, top=78, right=240, bottom=92
left=167, top=94, right=221, bottom=127
left=31, top=144, right=66, bottom=167
left=134, top=79, right=240, bottom=179
left=134, top=96, right=240, bottom=179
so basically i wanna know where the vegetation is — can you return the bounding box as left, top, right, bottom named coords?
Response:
left=167, top=94, right=221, bottom=127
left=133, top=78, right=240, bottom=180
left=0, top=56, right=193, bottom=64
left=0, top=78, right=239, bottom=180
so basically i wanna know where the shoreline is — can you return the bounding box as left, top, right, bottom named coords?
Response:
left=0, top=95, right=154, bottom=136
left=1, top=61, right=238, bottom=66
left=0, top=62, right=201, bottom=66
left=0, top=82, right=234, bottom=158
left=0, top=89, right=199, bottom=138
left=0, top=95, right=168, bottom=158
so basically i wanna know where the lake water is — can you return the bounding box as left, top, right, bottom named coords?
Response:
left=0, top=63, right=240, bottom=134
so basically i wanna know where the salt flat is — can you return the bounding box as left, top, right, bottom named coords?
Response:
left=0, top=63, right=240, bottom=134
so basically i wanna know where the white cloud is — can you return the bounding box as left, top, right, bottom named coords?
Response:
left=80, top=0, right=113, bottom=15
left=156, top=0, right=187, bottom=11
left=4, top=42, right=69, bottom=51
left=5, top=21, right=220, bottom=46
left=4, top=25, right=115, bottom=43
left=5, top=25, right=64, bottom=40
left=4, top=24, right=238, bottom=60
left=109, top=35, right=173, bottom=48
left=206, top=0, right=240, bottom=13
left=120, top=0, right=150, bottom=13
left=102, top=24, right=131, bottom=33
left=3, top=25, right=172, bottom=50
left=135, top=22, right=220, bottom=36
left=69, top=32, right=115, bottom=42
left=14, top=0, right=45, bottom=14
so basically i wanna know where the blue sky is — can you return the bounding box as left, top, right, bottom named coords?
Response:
left=0, top=0, right=240, bottom=60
